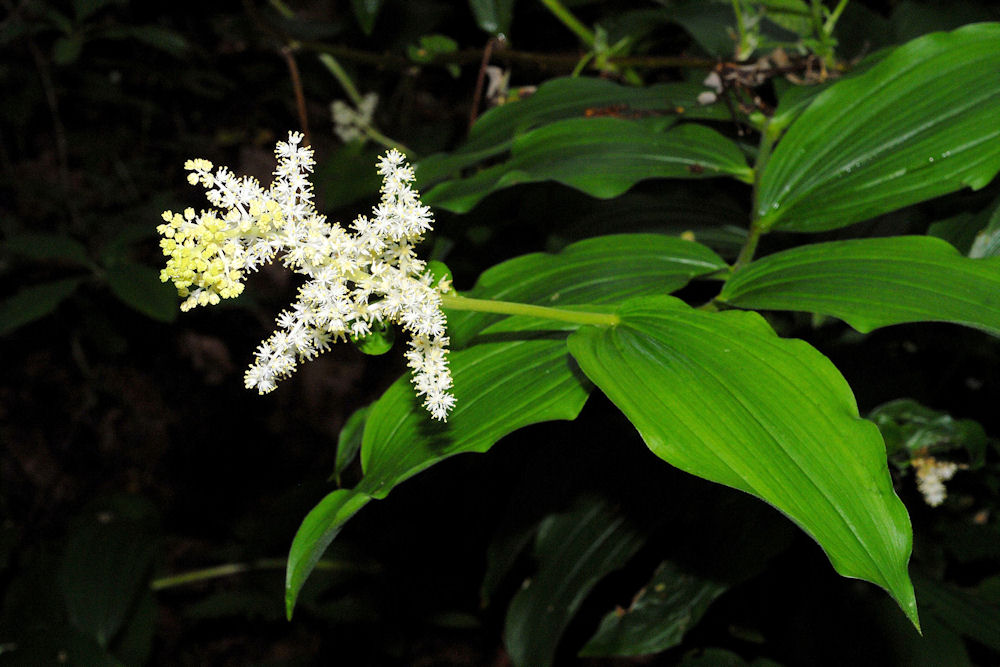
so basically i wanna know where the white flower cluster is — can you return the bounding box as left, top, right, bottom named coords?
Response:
left=331, top=92, right=378, bottom=143
left=158, top=132, right=455, bottom=421
left=911, top=455, right=963, bottom=507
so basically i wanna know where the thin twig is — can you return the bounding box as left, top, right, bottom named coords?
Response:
left=469, top=37, right=497, bottom=130
left=281, top=45, right=311, bottom=144
left=299, top=41, right=718, bottom=72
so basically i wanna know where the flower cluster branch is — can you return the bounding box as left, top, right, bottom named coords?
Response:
left=158, top=133, right=455, bottom=420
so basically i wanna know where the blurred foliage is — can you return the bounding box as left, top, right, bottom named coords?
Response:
left=3, top=0, right=1000, bottom=664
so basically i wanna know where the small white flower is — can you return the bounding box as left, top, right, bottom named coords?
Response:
left=332, top=92, right=379, bottom=143
left=911, top=456, right=964, bottom=507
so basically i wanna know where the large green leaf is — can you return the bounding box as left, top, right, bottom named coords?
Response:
left=0, top=278, right=83, bottom=336
left=106, top=263, right=178, bottom=322
left=425, top=118, right=753, bottom=213
left=503, top=497, right=646, bottom=667
left=915, top=574, right=1000, bottom=652
left=286, top=319, right=591, bottom=617
left=718, top=236, right=1000, bottom=335
left=5, top=232, right=93, bottom=267
left=350, top=0, right=383, bottom=35
left=448, top=234, right=726, bottom=347
left=756, top=23, right=1000, bottom=232
left=468, top=0, right=515, bottom=35
left=579, top=560, right=727, bottom=657
left=59, top=521, right=156, bottom=648
left=416, top=77, right=732, bottom=187
left=567, top=296, right=917, bottom=625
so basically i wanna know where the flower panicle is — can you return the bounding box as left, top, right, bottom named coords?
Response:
left=158, top=132, right=454, bottom=420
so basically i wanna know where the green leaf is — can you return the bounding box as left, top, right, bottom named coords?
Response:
left=6, top=626, right=125, bottom=666
left=891, top=0, right=997, bottom=43
left=315, top=140, right=383, bottom=209
left=968, top=195, right=1000, bottom=259
left=415, top=77, right=732, bottom=187
left=5, top=232, right=92, bottom=267
left=60, top=520, right=156, bottom=648
left=504, top=497, right=646, bottom=667
left=52, top=34, right=84, bottom=64
left=870, top=399, right=987, bottom=466
left=73, top=0, right=122, bottom=22
left=567, top=295, right=918, bottom=626
left=580, top=560, right=727, bottom=657
left=99, top=25, right=190, bottom=56
left=468, top=0, right=516, bottom=35
left=756, top=23, right=1000, bottom=233
left=0, top=278, right=82, bottom=336
left=408, top=34, right=459, bottom=64
left=719, top=236, right=1000, bottom=336
left=448, top=233, right=727, bottom=347
left=424, top=118, right=752, bottom=213
left=105, top=263, right=177, bottom=322
left=351, top=0, right=383, bottom=35
left=286, top=319, right=592, bottom=618
left=915, top=574, right=1000, bottom=651
left=350, top=320, right=395, bottom=355
left=759, top=0, right=811, bottom=36
left=664, top=0, right=739, bottom=58
left=332, top=405, right=370, bottom=485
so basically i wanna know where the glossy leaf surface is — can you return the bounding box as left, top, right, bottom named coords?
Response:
left=424, top=119, right=752, bottom=213
left=448, top=234, right=726, bottom=347
left=757, top=23, right=1000, bottom=232
left=719, top=236, right=1000, bottom=335
left=580, top=561, right=727, bottom=657
left=416, top=77, right=731, bottom=186
left=286, top=319, right=591, bottom=617
left=567, top=296, right=917, bottom=625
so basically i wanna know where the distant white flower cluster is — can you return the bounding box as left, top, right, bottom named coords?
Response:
left=911, top=455, right=963, bottom=507
left=331, top=92, right=378, bottom=143
left=158, top=132, right=455, bottom=420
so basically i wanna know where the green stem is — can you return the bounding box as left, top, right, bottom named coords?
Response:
left=150, top=558, right=366, bottom=591
left=268, top=0, right=295, bottom=19
left=363, top=125, right=413, bottom=156
left=539, top=0, right=596, bottom=47
left=822, top=0, right=850, bottom=37
left=318, top=53, right=365, bottom=108
left=730, top=0, right=750, bottom=59
left=440, top=294, right=619, bottom=327
left=734, top=119, right=777, bottom=270
left=733, top=221, right=763, bottom=270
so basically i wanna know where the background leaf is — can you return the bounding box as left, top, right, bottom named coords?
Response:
left=567, top=295, right=917, bottom=625
left=579, top=560, right=728, bottom=657
left=424, top=119, right=752, bottom=213
left=756, top=23, right=1000, bottom=232
left=0, top=278, right=83, bottom=336
left=468, top=0, right=516, bottom=35
left=5, top=232, right=92, bottom=267
left=333, top=405, right=369, bottom=485
left=105, top=263, right=178, bottom=322
left=416, top=77, right=731, bottom=187
left=503, top=497, right=646, bottom=667
left=350, top=0, right=384, bottom=35
left=719, top=236, right=1000, bottom=336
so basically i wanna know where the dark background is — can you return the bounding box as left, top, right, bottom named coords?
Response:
left=3, top=1, right=1000, bottom=664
